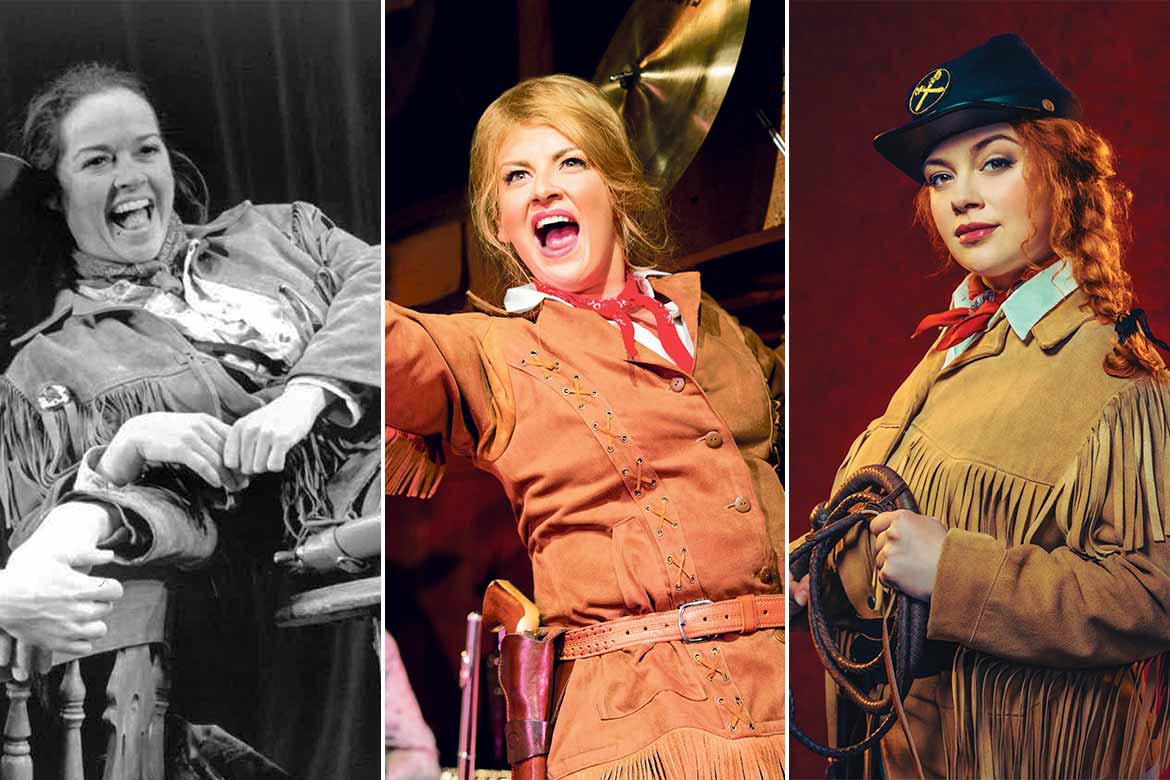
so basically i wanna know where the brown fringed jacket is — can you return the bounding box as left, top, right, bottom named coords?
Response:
left=386, top=272, right=786, bottom=780
left=0, top=201, right=382, bottom=561
left=830, top=287, right=1170, bottom=779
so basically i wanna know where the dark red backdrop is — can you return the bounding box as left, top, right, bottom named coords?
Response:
left=789, top=3, right=1170, bottom=778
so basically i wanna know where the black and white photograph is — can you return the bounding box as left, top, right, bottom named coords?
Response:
left=0, top=2, right=383, bottom=777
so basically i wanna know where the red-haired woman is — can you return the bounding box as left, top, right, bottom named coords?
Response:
left=792, top=34, right=1170, bottom=779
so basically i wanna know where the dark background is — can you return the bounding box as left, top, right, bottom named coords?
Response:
left=0, top=2, right=381, bottom=777
left=789, top=3, right=1170, bottom=778
left=0, top=0, right=380, bottom=242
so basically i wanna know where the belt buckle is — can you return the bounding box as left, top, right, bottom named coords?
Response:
left=677, top=599, right=713, bottom=643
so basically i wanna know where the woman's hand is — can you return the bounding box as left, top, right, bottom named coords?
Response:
left=0, top=553, right=123, bottom=656
left=100, top=412, right=244, bottom=490
left=789, top=573, right=810, bottom=613
left=224, top=384, right=327, bottom=475
left=869, top=509, right=947, bottom=601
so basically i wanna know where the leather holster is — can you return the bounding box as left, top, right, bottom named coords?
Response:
left=498, top=631, right=565, bottom=780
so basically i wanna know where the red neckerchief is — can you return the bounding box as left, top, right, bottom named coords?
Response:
left=913, top=266, right=1045, bottom=351
left=534, top=272, right=694, bottom=373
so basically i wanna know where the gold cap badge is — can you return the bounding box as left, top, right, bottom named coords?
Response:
left=909, top=68, right=950, bottom=115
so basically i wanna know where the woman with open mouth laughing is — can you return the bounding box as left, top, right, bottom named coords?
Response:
left=0, top=63, right=381, bottom=774
left=790, top=34, right=1170, bottom=780
left=387, top=74, right=785, bottom=779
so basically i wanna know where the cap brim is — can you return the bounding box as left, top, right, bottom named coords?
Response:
left=873, top=102, right=1046, bottom=182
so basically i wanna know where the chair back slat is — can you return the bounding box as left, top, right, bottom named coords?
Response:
left=60, top=660, right=86, bottom=780
left=1, top=678, right=32, bottom=780
left=147, top=652, right=167, bottom=780
left=102, top=645, right=156, bottom=780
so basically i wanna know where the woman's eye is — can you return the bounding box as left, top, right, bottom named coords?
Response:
left=982, top=156, right=1014, bottom=172
left=503, top=169, right=528, bottom=185
left=139, top=144, right=162, bottom=156
left=925, top=171, right=951, bottom=187
left=562, top=156, right=586, bottom=169
left=82, top=155, right=110, bottom=170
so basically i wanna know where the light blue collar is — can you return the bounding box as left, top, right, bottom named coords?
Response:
left=944, top=259, right=1078, bottom=365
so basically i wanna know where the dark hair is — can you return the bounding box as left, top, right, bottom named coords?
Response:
left=0, top=64, right=211, bottom=367
left=18, top=62, right=209, bottom=223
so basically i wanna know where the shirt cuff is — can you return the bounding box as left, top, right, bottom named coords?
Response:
left=66, top=446, right=152, bottom=558
left=288, top=376, right=364, bottom=427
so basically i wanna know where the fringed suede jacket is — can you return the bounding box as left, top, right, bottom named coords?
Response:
left=829, top=279, right=1170, bottom=779
left=387, top=272, right=786, bottom=780
left=0, top=201, right=382, bottom=566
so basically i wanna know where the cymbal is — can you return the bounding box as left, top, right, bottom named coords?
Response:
left=594, top=0, right=751, bottom=192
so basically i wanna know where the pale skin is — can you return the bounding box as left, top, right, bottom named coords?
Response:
left=791, top=124, right=1054, bottom=607
left=495, top=123, right=628, bottom=297
left=50, top=89, right=331, bottom=487
left=3, top=89, right=336, bottom=646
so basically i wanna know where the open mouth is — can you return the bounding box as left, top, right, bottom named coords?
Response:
left=534, top=214, right=580, bottom=254
left=108, top=198, right=154, bottom=233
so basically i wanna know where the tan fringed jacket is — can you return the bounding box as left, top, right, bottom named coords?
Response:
left=830, top=287, right=1170, bottom=779
left=386, top=272, right=786, bottom=780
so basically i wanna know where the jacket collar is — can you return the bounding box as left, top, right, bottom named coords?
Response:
left=8, top=206, right=258, bottom=349
left=938, top=286, right=1095, bottom=376
left=11, top=290, right=78, bottom=347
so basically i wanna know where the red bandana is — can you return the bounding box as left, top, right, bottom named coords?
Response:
left=913, top=268, right=1042, bottom=351
left=534, top=273, right=694, bottom=373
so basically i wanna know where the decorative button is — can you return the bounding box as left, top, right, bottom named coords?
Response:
left=36, top=383, right=73, bottom=411
left=732, top=496, right=751, bottom=513
left=703, top=431, right=723, bottom=448
left=670, top=376, right=686, bottom=393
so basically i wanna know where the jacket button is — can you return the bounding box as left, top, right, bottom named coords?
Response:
left=733, top=496, right=751, bottom=513
left=703, top=431, right=723, bottom=448
left=670, top=376, right=686, bottom=392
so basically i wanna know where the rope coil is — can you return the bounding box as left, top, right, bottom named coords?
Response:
left=789, top=465, right=928, bottom=778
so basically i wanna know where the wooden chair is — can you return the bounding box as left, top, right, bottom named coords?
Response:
left=1, top=577, right=170, bottom=780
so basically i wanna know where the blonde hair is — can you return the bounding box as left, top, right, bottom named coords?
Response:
left=914, top=118, right=1164, bottom=377
left=468, top=74, right=671, bottom=289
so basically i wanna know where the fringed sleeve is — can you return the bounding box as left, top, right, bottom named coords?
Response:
left=385, top=301, right=515, bottom=472
left=926, top=376, right=1170, bottom=779
left=0, top=374, right=218, bottom=567
left=928, top=375, right=1170, bottom=668
left=385, top=427, right=444, bottom=499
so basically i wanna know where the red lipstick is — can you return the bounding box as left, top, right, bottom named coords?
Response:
left=955, top=222, right=997, bottom=245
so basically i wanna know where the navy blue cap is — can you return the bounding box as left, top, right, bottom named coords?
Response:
left=874, top=34, right=1082, bottom=181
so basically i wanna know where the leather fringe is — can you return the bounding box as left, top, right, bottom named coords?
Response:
left=0, top=376, right=170, bottom=528
left=949, top=647, right=1170, bottom=779
left=280, top=432, right=348, bottom=540
left=0, top=376, right=353, bottom=541
left=384, top=427, right=445, bottom=499
left=890, top=377, right=1169, bottom=557
left=558, top=727, right=785, bottom=780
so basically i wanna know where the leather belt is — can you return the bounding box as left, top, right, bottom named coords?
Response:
left=559, top=594, right=784, bottom=660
